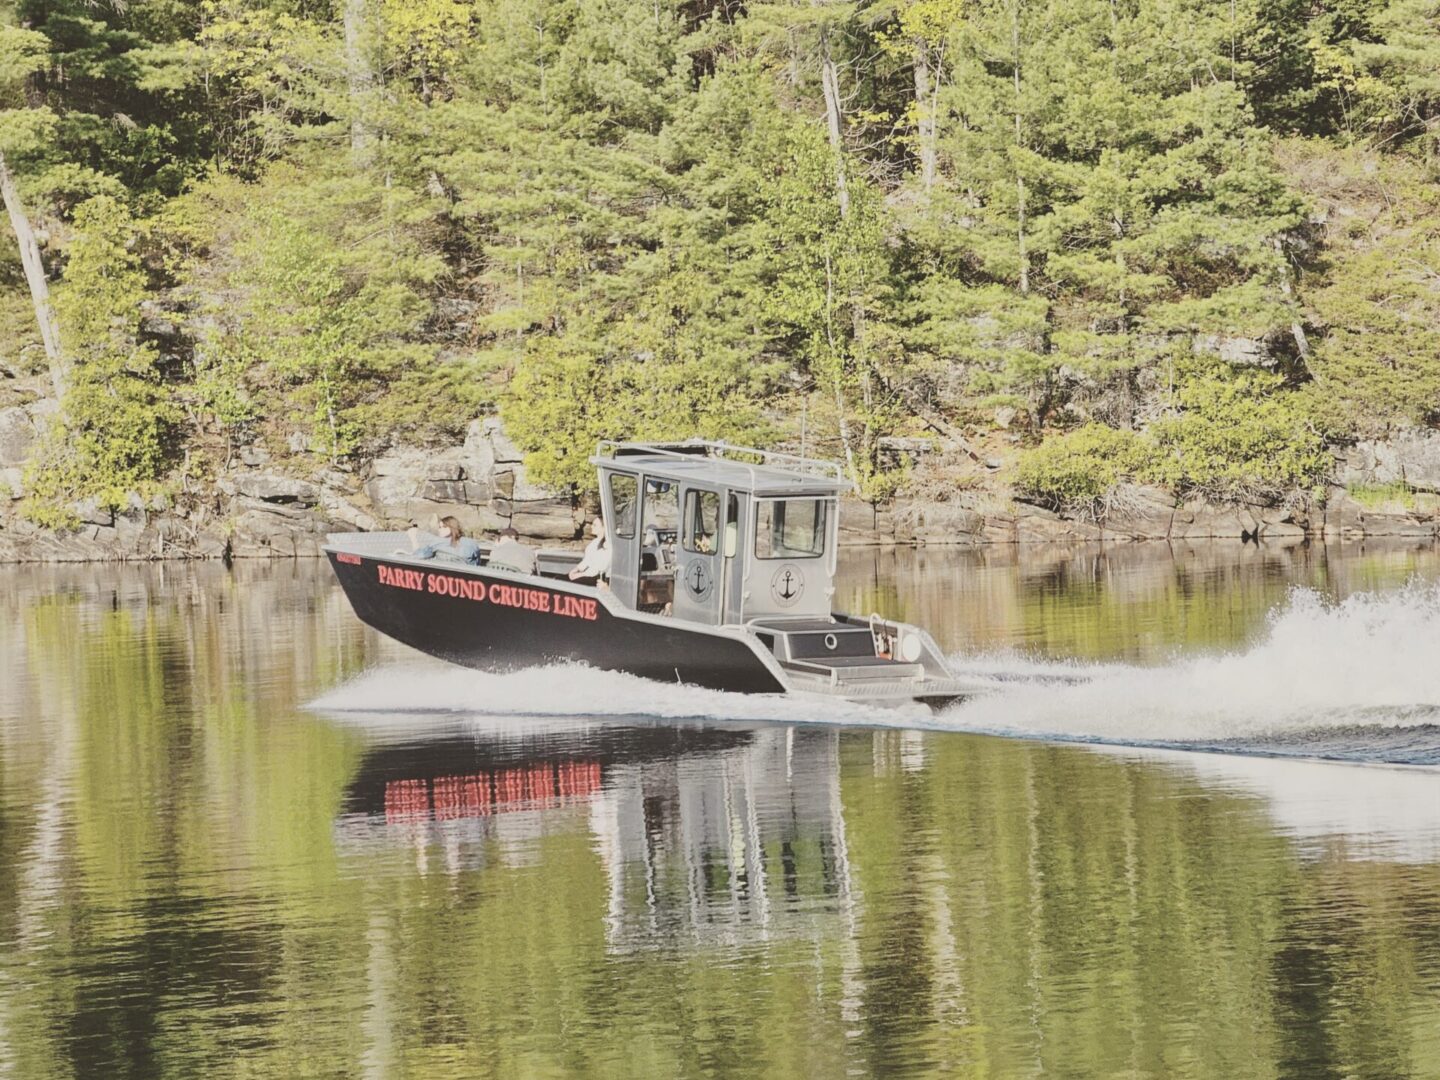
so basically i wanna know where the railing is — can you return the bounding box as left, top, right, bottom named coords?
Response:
left=593, top=438, right=847, bottom=485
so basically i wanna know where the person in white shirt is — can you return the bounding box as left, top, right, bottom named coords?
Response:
left=568, top=517, right=611, bottom=585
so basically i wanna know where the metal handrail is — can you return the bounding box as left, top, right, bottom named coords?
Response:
left=593, top=438, right=847, bottom=485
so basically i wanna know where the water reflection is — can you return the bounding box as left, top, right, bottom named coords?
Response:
left=840, top=537, right=1440, bottom=660
left=1109, top=746, right=1440, bottom=863
left=2, top=549, right=1440, bottom=1078
left=330, top=719, right=860, bottom=955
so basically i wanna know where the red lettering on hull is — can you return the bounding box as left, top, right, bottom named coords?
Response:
left=377, top=564, right=426, bottom=591
left=376, top=563, right=600, bottom=621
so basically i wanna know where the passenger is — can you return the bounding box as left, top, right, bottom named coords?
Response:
left=488, top=526, right=539, bottom=575
left=408, top=515, right=482, bottom=565
left=568, top=517, right=611, bottom=585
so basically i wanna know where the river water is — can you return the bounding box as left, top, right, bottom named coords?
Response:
left=3, top=541, right=1440, bottom=1078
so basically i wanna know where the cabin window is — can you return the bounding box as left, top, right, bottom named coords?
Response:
left=609, top=474, right=638, bottom=538
left=643, top=479, right=679, bottom=544
left=682, top=489, right=720, bottom=554
left=755, top=499, right=828, bottom=559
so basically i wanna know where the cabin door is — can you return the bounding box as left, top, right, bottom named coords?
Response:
left=600, top=470, right=640, bottom=609
left=673, top=484, right=723, bottom=624
left=720, top=492, right=747, bottom=625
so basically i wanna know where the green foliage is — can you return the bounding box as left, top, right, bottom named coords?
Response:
left=173, top=162, right=478, bottom=456
left=1147, top=364, right=1328, bottom=503
left=1347, top=481, right=1416, bottom=510
left=23, top=196, right=178, bottom=517
left=893, top=0, right=1310, bottom=434
left=1014, top=425, right=1153, bottom=514
left=1297, top=153, right=1440, bottom=438
left=0, top=0, right=1438, bottom=521
left=1018, top=363, right=1327, bottom=512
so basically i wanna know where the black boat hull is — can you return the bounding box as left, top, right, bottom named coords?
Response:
left=326, top=551, right=787, bottom=695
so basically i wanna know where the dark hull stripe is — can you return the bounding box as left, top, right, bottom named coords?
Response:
left=327, top=551, right=788, bottom=695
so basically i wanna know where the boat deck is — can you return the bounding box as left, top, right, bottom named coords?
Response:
left=326, top=532, right=582, bottom=579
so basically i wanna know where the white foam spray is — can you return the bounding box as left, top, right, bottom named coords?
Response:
left=941, top=584, right=1440, bottom=746
left=311, top=585, right=1440, bottom=761
left=309, top=659, right=916, bottom=729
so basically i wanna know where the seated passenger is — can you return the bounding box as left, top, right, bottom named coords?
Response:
left=568, top=517, right=611, bottom=585
left=488, top=526, right=539, bottom=575
left=408, top=515, right=481, bottom=565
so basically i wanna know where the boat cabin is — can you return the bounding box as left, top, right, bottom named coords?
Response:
left=592, top=440, right=850, bottom=627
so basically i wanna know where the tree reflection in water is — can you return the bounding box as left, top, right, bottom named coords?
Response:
left=1, top=554, right=1439, bottom=1078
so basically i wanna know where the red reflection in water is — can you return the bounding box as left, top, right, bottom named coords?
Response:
left=384, top=761, right=602, bottom=824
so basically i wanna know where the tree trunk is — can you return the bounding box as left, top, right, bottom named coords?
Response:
left=1011, top=0, right=1029, bottom=295
left=913, top=38, right=937, bottom=192
left=819, top=28, right=851, bottom=220
left=1272, top=236, right=1312, bottom=371
left=343, top=0, right=374, bottom=158
left=901, top=389, right=982, bottom=460
left=824, top=246, right=861, bottom=487
left=0, top=149, right=65, bottom=399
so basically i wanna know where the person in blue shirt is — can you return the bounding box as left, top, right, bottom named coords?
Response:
left=408, top=515, right=482, bottom=565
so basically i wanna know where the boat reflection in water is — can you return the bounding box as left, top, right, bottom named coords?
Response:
left=331, top=716, right=869, bottom=952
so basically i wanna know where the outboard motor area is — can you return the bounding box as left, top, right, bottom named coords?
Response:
left=750, top=616, right=929, bottom=688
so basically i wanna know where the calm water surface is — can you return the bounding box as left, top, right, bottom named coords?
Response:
left=3, top=540, right=1440, bottom=1078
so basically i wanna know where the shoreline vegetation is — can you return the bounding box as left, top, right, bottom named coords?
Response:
left=1, top=0, right=1438, bottom=560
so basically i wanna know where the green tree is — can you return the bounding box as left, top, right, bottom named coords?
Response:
left=897, top=0, right=1306, bottom=435
left=24, top=195, right=178, bottom=519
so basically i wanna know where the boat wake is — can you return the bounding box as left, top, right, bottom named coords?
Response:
left=308, top=659, right=919, bottom=729
left=938, top=584, right=1440, bottom=766
left=311, top=585, right=1440, bottom=766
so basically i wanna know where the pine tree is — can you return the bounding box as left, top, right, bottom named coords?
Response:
left=897, top=0, right=1306, bottom=431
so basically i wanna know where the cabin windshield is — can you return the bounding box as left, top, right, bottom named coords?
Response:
left=755, top=498, right=828, bottom=559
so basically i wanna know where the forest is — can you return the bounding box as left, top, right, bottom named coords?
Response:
left=0, top=0, right=1437, bottom=522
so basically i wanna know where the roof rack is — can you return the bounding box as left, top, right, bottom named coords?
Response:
left=593, top=439, right=848, bottom=486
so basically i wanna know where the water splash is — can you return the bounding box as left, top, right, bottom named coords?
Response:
left=941, top=584, right=1440, bottom=761
left=309, top=659, right=914, bottom=728
left=312, top=585, right=1440, bottom=764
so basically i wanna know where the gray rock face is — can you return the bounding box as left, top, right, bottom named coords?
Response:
left=1171, top=500, right=1261, bottom=540
left=1193, top=333, right=1275, bottom=367
left=372, top=447, right=466, bottom=481
left=421, top=478, right=467, bottom=503
left=361, top=417, right=578, bottom=540
left=0, top=407, right=37, bottom=468
left=839, top=499, right=889, bottom=545
left=319, top=492, right=378, bottom=533
left=511, top=497, right=582, bottom=540
left=1338, top=430, right=1440, bottom=493
left=1100, top=484, right=1175, bottom=540
left=0, top=509, right=229, bottom=562
left=230, top=472, right=320, bottom=505
left=228, top=498, right=333, bottom=558
left=72, top=498, right=116, bottom=527
left=1322, top=487, right=1438, bottom=539
left=1016, top=504, right=1103, bottom=543
left=890, top=502, right=986, bottom=545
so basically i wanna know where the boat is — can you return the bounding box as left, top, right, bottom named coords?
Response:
left=324, top=440, right=984, bottom=707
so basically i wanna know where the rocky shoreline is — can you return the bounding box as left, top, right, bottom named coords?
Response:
left=3, top=410, right=1440, bottom=562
